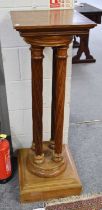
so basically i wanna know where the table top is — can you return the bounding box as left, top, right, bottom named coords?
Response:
left=11, top=9, right=96, bottom=31
left=75, top=3, right=102, bottom=14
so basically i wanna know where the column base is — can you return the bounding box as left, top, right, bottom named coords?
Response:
left=27, top=142, right=66, bottom=178
left=18, top=143, right=82, bottom=203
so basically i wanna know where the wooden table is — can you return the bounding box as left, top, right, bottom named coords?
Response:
left=73, top=3, right=102, bottom=64
left=11, top=9, right=96, bottom=203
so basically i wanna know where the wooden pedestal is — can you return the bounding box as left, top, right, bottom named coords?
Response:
left=11, top=10, right=96, bottom=203
left=18, top=143, right=82, bottom=203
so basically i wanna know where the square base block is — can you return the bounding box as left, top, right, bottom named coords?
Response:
left=18, top=144, right=82, bottom=203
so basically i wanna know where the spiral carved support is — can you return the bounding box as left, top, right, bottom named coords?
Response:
left=31, top=46, right=44, bottom=163
left=27, top=44, right=70, bottom=176
left=51, top=46, right=68, bottom=162
left=50, top=47, right=57, bottom=150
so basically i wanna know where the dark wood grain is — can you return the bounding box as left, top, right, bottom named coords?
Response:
left=53, top=46, right=68, bottom=156
left=50, top=47, right=57, bottom=150
left=31, top=46, right=44, bottom=156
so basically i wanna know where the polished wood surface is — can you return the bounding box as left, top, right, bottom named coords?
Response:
left=11, top=10, right=96, bottom=32
left=11, top=9, right=96, bottom=202
left=73, top=3, right=101, bottom=64
left=18, top=144, right=82, bottom=203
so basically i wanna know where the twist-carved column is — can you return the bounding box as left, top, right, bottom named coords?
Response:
left=27, top=45, right=69, bottom=177
left=50, top=47, right=57, bottom=149
left=52, top=46, right=68, bottom=161
left=31, top=46, right=44, bottom=162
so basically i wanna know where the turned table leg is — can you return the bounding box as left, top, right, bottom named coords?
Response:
left=72, top=33, right=96, bottom=64
left=31, top=46, right=44, bottom=163
left=52, top=46, right=68, bottom=162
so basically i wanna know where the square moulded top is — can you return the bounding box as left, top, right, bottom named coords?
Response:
left=11, top=9, right=96, bottom=32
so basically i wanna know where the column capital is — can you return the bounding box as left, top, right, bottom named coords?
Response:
left=30, top=46, right=44, bottom=60
left=55, top=46, right=68, bottom=59
left=20, top=33, right=72, bottom=48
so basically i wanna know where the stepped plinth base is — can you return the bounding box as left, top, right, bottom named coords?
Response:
left=18, top=143, right=82, bottom=203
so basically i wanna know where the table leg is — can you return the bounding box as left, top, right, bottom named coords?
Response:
left=73, top=36, right=80, bottom=48
left=72, top=33, right=96, bottom=64
left=52, top=46, right=68, bottom=162
left=31, top=46, right=44, bottom=163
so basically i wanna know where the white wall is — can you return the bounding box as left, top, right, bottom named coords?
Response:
left=0, top=1, right=73, bottom=151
